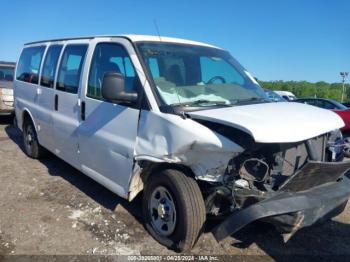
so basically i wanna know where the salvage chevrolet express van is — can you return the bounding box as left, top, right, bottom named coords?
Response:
left=14, top=35, right=350, bottom=252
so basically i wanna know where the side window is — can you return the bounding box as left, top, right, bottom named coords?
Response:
left=320, top=100, right=336, bottom=110
left=88, top=43, right=139, bottom=99
left=56, top=44, right=88, bottom=93
left=200, top=56, right=244, bottom=85
left=16, top=46, right=46, bottom=84
left=303, top=100, right=315, bottom=106
left=40, top=45, right=63, bottom=88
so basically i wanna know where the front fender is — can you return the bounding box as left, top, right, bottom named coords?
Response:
left=134, top=110, right=244, bottom=182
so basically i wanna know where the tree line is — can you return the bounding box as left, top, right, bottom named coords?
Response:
left=258, top=80, right=349, bottom=102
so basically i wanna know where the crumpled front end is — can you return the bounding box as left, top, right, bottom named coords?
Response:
left=212, top=161, right=350, bottom=241
left=189, top=120, right=350, bottom=241
left=132, top=110, right=350, bottom=242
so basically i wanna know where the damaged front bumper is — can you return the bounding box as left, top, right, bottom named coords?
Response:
left=212, top=161, right=350, bottom=242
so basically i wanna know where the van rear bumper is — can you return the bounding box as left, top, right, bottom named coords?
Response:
left=212, top=165, right=350, bottom=242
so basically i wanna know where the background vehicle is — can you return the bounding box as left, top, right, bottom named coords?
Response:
left=295, top=97, right=350, bottom=158
left=14, top=35, right=350, bottom=252
left=0, top=61, right=15, bottom=116
left=264, top=89, right=286, bottom=102
left=342, top=102, right=350, bottom=108
left=295, top=98, right=350, bottom=137
left=274, top=90, right=296, bottom=101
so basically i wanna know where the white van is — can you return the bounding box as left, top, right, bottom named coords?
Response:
left=14, top=35, right=350, bottom=251
left=274, top=90, right=297, bottom=101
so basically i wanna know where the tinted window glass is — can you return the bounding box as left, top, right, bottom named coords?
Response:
left=301, top=99, right=315, bottom=106
left=88, top=43, right=139, bottom=99
left=322, top=100, right=347, bottom=110
left=40, top=45, right=63, bottom=88
left=317, top=100, right=334, bottom=109
left=16, top=46, right=45, bottom=84
left=56, top=45, right=88, bottom=93
left=0, top=67, right=14, bottom=81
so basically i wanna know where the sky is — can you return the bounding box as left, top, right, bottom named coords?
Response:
left=1, top=0, right=349, bottom=83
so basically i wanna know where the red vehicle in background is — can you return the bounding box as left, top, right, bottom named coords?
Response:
left=335, top=109, right=350, bottom=136
left=295, top=98, right=350, bottom=137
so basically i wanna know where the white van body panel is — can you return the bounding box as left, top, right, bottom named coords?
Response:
left=15, top=81, right=42, bottom=129
left=188, top=102, right=344, bottom=143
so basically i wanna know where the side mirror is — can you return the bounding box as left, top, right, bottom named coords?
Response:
left=101, top=72, right=138, bottom=103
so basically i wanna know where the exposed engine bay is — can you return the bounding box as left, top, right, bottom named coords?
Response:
left=194, top=126, right=350, bottom=241
left=199, top=125, right=349, bottom=240
left=135, top=108, right=350, bottom=243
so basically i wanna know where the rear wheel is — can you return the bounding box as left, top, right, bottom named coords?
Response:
left=23, top=119, right=46, bottom=159
left=142, top=169, right=206, bottom=252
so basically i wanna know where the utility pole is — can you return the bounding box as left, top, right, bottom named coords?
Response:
left=340, top=72, right=349, bottom=102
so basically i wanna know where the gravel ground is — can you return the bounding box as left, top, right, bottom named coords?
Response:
left=0, top=116, right=350, bottom=260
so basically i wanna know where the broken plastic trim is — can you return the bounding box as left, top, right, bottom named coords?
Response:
left=212, top=161, right=350, bottom=242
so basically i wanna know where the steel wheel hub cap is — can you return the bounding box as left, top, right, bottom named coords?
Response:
left=149, top=186, right=177, bottom=236
left=27, top=134, right=32, bottom=144
left=26, top=129, right=33, bottom=146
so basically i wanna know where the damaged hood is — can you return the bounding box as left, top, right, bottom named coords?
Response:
left=188, top=102, right=344, bottom=143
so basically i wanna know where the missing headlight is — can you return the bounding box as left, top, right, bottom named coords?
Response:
left=327, top=129, right=344, bottom=162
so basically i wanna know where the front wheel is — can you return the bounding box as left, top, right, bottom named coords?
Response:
left=142, top=169, right=206, bottom=252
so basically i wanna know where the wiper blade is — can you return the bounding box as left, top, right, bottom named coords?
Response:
left=231, top=97, right=270, bottom=104
left=173, top=99, right=229, bottom=107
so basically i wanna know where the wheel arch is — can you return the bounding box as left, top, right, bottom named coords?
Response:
left=20, top=108, right=37, bottom=133
left=128, top=161, right=197, bottom=201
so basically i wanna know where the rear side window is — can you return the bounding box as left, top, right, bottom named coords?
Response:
left=16, top=46, right=46, bottom=84
left=40, top=45, right=63, bottom=88
left=56, top=45, right=88, bottom=93
left=87, top=43, right=139, bottom=99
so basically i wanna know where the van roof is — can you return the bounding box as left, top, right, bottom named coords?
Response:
left=25, top=34, right=221, bottom=49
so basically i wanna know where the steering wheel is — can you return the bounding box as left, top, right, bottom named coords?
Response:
left=206, top=76, right=226, bottom=84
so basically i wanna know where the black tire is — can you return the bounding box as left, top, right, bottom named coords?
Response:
left=142, top=169, right=206, bottom=252
left=23, top=118, right=46, bottom=159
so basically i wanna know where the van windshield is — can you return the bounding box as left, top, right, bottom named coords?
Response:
left=137, top=42, right=268, bottom=108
